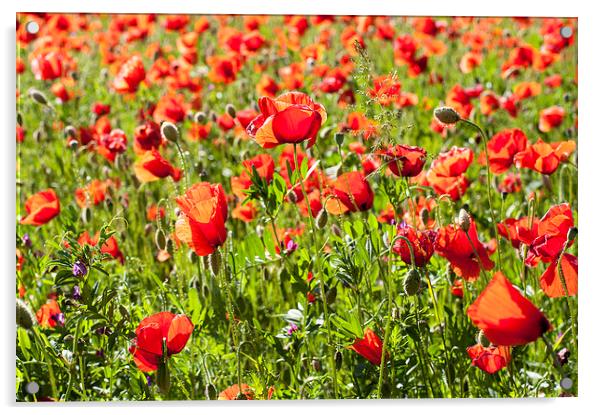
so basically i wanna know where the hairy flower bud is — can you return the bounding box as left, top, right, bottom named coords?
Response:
left=420, top=208, right=429, bottom=226
left=331, top=223, right=343, bottom=238
left=334, top=132, right=345, bottom=147
left=287, top=190, right=298, bottom=204
left=225, top=104, right=237, bottom=118
left=403, top=268, right=421, bottom=296
left=457, top=208, right=471, bottom=232
left=64, top=125, right=77, bottom=138
left=315, top=209, right=328, bottom=229
left=160, top=122, right=180, bottom=142
left=434, top=106, right=460, bottom=125
left=29, top=88, right=48, bottom=106
left=194, top=111, right=207, bottom=124
left=567, top=227, right=578, bottom=242
left=16, top=299, right=36, bottom=329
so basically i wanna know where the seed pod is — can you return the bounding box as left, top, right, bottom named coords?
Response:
left=225, top=104, right=237, bottom=118
left=567, top=227, right=578, bottom=242
left=403, top=268, right=421, bottom=296
left=209, top=251, right=221, bottom=277
left=16, top=299, right=36, bottom=329
left=194, top=111, right=207, bottom=124
left=315, top=208, right=328, bottom=229
left=457, top=208, right=471, bottom=232
left=434, top=106, right=460, bottom=125
left=477, top=330, right=491, bottom=347
left=334, top=350, right=343, bottom=370
left=29, top=88, right=48, bottom=106
left=161, top=122, right=180, bottom=142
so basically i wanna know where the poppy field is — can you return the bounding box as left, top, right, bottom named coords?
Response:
left=15, top=13, right=578, bottom=401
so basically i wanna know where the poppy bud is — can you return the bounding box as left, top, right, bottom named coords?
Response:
left=17, top=112, right=23, bottom=126
left=194, top=111, right=207, bottom=124
left=457, top=208, right=471, bottom=232
left=156, top=360, right=170, bottom=395
left=64, top=125, right=77, bottom=138
left=334, top=132, right=345, bottom=147
left=161, top=122, right=180, bottom=142
left=81, top=207, right=91, bottom=224
left=68, top=139, right=78, bottom=150
left=311, top=358, right=321, bottom=372
left=205, top=383, right=217, bottom=400
left=315, top=209, right=328, bottom=229
left=154, top=229, right=167, bottom=251
left=210, top=111, right=218, bottom=122
left=225, top=104, right=237, bottom=118
left=331, top=223, right=343, bottom=238
left=16, top=299, right=36, bottom=329
left=33, top=128, right=44, bottom=142
left=334, top=350, right=343, bottom=370
left=287, top=190, right=298, bottom=204
left=420, top=208, right=429, bottom=226
left=391, top=307, right=400, bottom=320
left=144, top=223, right=153, bottom=235
left=477, top=330, right=491, bottom=347
left=567, top=227, right=578, bottom=242
left=434, top=106, right=460, bottom=125
left=326, top=286, right=337, bottom=305
left=209, top=250, right=221, bottom=277
left=29, top=88, right=48, bottom=106
left=403, top=268, right=421, bottom=296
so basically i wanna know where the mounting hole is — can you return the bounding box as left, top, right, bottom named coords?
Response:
left=25, top=21, right=40, bottom=34
left=560, top=26, right=573, bottom=39
left=25, top=381, right=39, bottom=394
left=560, top=377, right=573, bottom=390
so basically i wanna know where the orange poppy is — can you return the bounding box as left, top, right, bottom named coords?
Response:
left=480, top=128, right=527, bottom=174
left=538, top=106, right=565, bottom=133
left=218, top=384, right=255, bottom=400
left=514, top=138, right=576, bottom=175
left=175, top=182, right=228, bottom=257
left=426, top=146, right=473, bottom=200
left=497, top=217, right=539, bottom=249
left=466, top=344, right=511, bottom=374
left=36, top=300, right=64, bottom=328
left=113, top=55, right=146, bottom=94
left=377, top=144, right=427, bottom=177
left=325, top=171, right=374, bottom=215
left=134, top=150, right=182, bottom=183
left=349, top=328, right=384, bottom=366
left=467, top=272, right=551, bottom=346
left=78, top=231, right=125, bottom=263
left=20, top=189, right=60, bottom=226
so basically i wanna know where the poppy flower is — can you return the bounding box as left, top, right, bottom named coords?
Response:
left=349, top=328, right=384, bottom=365
left=113, top=55, right=146, bottom=94
left=466, top=344, right=511, bottom=374
left=392, top=223, right=436, bottom=267
left=147, top=204, right=166, bottom=222
left=20, top=189, right=60, bottom=226
left=467, top=272, right=551, bottom=346
left=134, top=121, right=164, bottom=154
left=207, top=54, right=242, bottom=84
left=97, top=129, right=128, bottom=163
left=246, top=92, right=327, bottom=149
left=497, top=217, right=539, bottom=249
left=451, top=279, right=464, bottom=298
left=152, top=94, right=188, bottom=124
left=232, top=202, right=257, bottom=223
left=435, top=220, right=494, bottom=281
left=539, top=253, right=578, bottom=298
left=538, top=106, right=565, bottom=133
left=514, top=139, right=576, bottom=175
left=134, top=150, right=182, bottom=183
left=218, top=384, right=255, bottom=400
left=426, top=147, right=473, bottom=200
left=498, top=173, right=522, bottom=194
left=325, top=171, right=374, bottom=215
left=36, top=300, right=64, bottom=328
left=75, top=179, right=116, bottom=209
left=175, top=182, right=228, bottom=257
left=129, top=312, right=193, bottom=372
left=31, top=50, right=64, bottom=81
left=230, top=154, right=275, bottom=200
left=78, top=231, right=125, bottom=263
left=480, top=129, right=528, bottom=174
left=378, top=144, right=427, bottom=177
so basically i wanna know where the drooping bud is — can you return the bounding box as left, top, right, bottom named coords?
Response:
left=457, top=208, right=471, bottom=232
left=334, top=132, right=345, bottom=147
left=326, top=286, right=337, bottom=305
left=287, top=190, right=298, bottom=204
left=68, top=139, right=79, bottom=150
left=209, top=250, right=222, bottom=277
left=311, top=358, right=321, bottom=372
left=334, top=350, right=343, bottom=370
left=29, top=88, right=48, bottom=106
left=81, top=207, right=91, bottom=224
left=403, top=268, right=421, bottom=296
left=16, top=299, right=36, bottom=329
left=225, top=104, right=237, bottom=118
left=205, top=383, right=217, bottom=400
left=64, top=125, right=77, bottom=138
left=567, top=227, right=578, bottom=242
left=420, top=208, right=429, bottom=226
left=331, top=223, right=343, bottom=238
left=315, top=209, right=328, bottom=229
left=160, top=122, right=180, bottom=142
left=477, top=330, right=491, bottom=347
left=154, top=229, right=167, bottom=251
left=17, top=112, right=23, bottom=126
left=434, top=106, right=460, bottom=125
left=194, top=111, right=207, bottom=124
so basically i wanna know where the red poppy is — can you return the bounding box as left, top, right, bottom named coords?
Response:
left=92, top=102, right=111, bottom=117
left=97, top=129, right=128, bottom=163
left=514, top=139, right=576, bottom=175
left=325, top=171, right=374, bottom=215
left=31, top=50, right=64, bottom=81
left=497, top=217, right=539, bottom=249
left=538, top=106, right=565, bottom=133
left=392, top=224, right=436, bottom=267
left=466, top=344, right=511, bottom=374
left=152, top=94, right=188, bottom=124
left=129, top=312, right=193, bottom=372
left=113, top=55, right=146, bottom=94
left=78, top=231, right=125, bottom=263
left=480, top=129, right=527, bottom=174
left=134, top=121, right=164, bottom=154
left=232, top=202, right=257, bottom=223
left=36, top=300, right=63, bottom=328
left=467, top=272, right=551, bottom=346
left=175, top=182, right=228, bottom=257
left=349, top=328, right=384, bottom=365
left=246, top=92, right=327, bottom=149
left=147, top=204, right=166, bottom=222
left=451, top=279, right=464, bottom=298
left=539, top=253, right=578, bottom=298
left=378, top=144, right=427, bottom=177
left=498, top=173, right=522, bottom=194
left=75, top=179, right=116, bottom=208
left=230, top=154, right=275, bottom=200
left=426, top=147, right=473, bottom=200
left=20, top=189, right=60, bottom=226
left=207, top=54, right=242, bottom=84
left=218, top=384, right=255, bottom=400
left=435, top=220, right=495, bottom=282
left=134, top=150, right=182, bottom=183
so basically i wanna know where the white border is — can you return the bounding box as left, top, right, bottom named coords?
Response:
left=3, top=1, right=601, bottom=414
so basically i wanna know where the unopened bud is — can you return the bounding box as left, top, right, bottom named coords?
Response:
left=154, top=229, right=167, bottom=250
left=68, top=139, right=79, bottom=150
left=420, top=208, right=429, bottom=225
left=205, top=383, right=217, bottom=400
left=194, top=111, right=207, bottom=124
left=315, top=209, right=328, bottom=229
left=144, top=223, right=153, bottom=235
left=81, top=207, right=91, bottom=223
left=326, top=286, right=337, bottom=305
left=16, top=299, right=36, bottom=329
left=287, top=190, right=298, bottom=204
left=457, top=208, right=471, bottom=232
left=567, top=227, right=577, bottom=242
left=334, top=132, right=345, bottom=147
left=477, top=330, right=491, bottom=347
left=434, top=106, right=460, bottom=125
left=311, top=358, right=321, bottom=371
left=334, top=350, right=343, bottom=370
left=17, top=112, right=23, bottom=126
left=225, top=104, right=237, bottom=118
left=331, top=223, right=342, bottom=238
left=29, top=88, right=48, bottom=106
left=160, top=122, right=180, bottom=142
left=64, top=125, right=77, bottom=138
left=403, top=268, right=421, bottom=296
